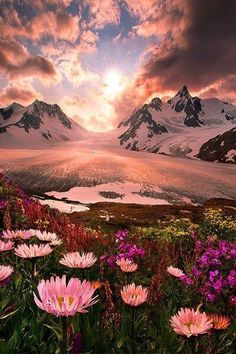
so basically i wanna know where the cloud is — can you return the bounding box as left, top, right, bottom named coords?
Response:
left=114, top=0, right=236, bottom=123
left=0, top=39, right=60, bottom=84
left=0, top=9, right=80, bottom=42
left=0, top=81, right=42, bottom=106
left=84, top=0, right=120, bottom=28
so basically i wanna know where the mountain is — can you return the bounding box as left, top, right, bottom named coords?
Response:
left=197, top=127, right=236, bottom=163
left=118, top=86, right=236, bottom=162
left=0, top=100, right=87, bottom=148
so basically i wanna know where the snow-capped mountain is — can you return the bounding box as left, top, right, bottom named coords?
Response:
left=118, top=86, right=236, bottom=162
left=197, top=127, right=236, bottom=163
left=0, top=100, right=87, bottom=148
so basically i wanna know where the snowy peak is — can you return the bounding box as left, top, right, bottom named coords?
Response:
left=0, top=100, right=87, bottom=148
left=118, top=86, right=236, bottom=162
left=167, top=85, right=203, bottom=127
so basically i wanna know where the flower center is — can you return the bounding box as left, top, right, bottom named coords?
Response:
left=57, top=296, right=75, bottom=308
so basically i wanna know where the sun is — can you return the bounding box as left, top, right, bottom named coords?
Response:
left=104, top=69, right=124, bottom=99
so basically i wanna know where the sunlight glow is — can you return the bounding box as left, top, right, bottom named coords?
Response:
left=104, top=69, right=125, bottom=99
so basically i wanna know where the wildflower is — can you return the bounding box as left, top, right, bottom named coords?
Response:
left=59, top=252, right=97, bottom=269
left=0, top=240, right=14, bottom=252
left=14, top=244, right=53, bottom=258
left=116, top=258, right=138, bottom=272
left=230, top=295, right=236, bottom=306
left=206, top=292, right=217, bottom=303
left=207, top=314, right=231, bottom=330
left=180, top=275, right=193, bottom=286
left=0, top=200, right=8, bottom=209
left=121, top=283, right=148, bottom=306
left=167, top=266, right=185, bottom=278
left=115, top=230, right=128, bottom=241
left=227, top=270, right=236, bottom=288
left=2, top=229, right=33, bottom=240
left=34, top=275, right=98, bottom=316
left=170, top=307, right=213, bottom=337
left=0, top=265, right=14, bottom=282
left=30, top=229, right=61, bottom=245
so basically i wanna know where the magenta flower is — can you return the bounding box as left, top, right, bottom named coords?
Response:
left=34, top=275, right=98, bottom=316
left=228, top=270, right=236, bottom=288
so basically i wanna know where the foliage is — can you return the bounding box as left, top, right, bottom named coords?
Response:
left=0, top=174, right=235, bottom=353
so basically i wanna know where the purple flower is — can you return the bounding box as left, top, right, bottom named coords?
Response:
left=199, top=254, right=209, bottom=266
left=206, top=292, right=217, bottom=303
left=0, top=200, right=8, bottom=209
left=230, top=295, right=236, bottom=306
left=107, top=255, right=117, bottom=267
left=180, top=275, right=193, bottom=286
left=209, top=270, right=220, bottom=282
left=192, top=267, right=201, bottom=277
left=115, top=229, right=128, bottom=241
left=228, top=270, right=236, bottom=288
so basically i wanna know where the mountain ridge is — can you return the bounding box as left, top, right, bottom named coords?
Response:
left=118, top=85, right=236, bottom=163
left=0, top=99, right=87, bottom=148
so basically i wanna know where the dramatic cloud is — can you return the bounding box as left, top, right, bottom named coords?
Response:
left=139, top=0, right=236, bottom=91
left=0, top=9, right=80, bottom=42
left=84, top=0, right=120, bottom=28
left=0, top=82, right=42, bottom=106
left=1, top=0, right=235, bottom=130
left=0, top=39, right=60, bottom=84
left=114, top=0, right=236, bottom=123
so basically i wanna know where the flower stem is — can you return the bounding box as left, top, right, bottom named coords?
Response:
left=61, top=317, right=68, bottom=354
left=130, top=307, right=137, bottom=354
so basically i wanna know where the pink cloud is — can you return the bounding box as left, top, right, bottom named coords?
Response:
left=0, top=39, right=60, bottom=84
left=0, top=82, right=42, bottom=106
left=84, top=0, right=120, bottom=28
left=0, top=10, right=80, bottom=42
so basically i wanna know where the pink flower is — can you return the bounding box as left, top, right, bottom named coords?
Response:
left=14, top=244, right=53, bottom=258
left=34, top=275, right=98, bottom=316
left=170, top=307, right=213, bottom=337
left=167, top=266, right=185, bottom=278
left=30, top=229, right=61, bottom=245
left=0, top=240, right=14, bottom=252
left=116, top=258, right=138, bottom=272
left=121, top=283, right=148, bottom=306
left=0, top=265, right=14, bottom=282
left=2, top=229, right=33, bottom=240
left=59, top=252, right=97, bottom=269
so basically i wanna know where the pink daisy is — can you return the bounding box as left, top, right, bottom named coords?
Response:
left=14, top=244, right=53, bottom=258
left=170, top=307, right=213, bottom=337
left=167, top=266, right=185, bottom=278
left=121, top=283, right=148, bottom=306
left=116, top=258, right=138, bottom=272
left=0, top=265, right=14, bottom=282
left=2, top=229, right=33, bottom=240
left=59, top=252, right=97, bottom=269
left=0, top=240, right=14, bottom=252
left=34, top=275, right=98, bottom=316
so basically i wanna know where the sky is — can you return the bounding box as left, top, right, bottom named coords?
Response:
left=0, top=0, right=236, bottom=131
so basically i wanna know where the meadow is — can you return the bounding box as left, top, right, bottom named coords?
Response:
left=0, top=174, right=235, bottom=353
